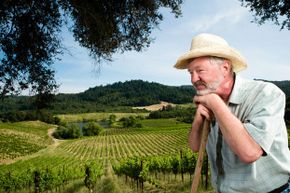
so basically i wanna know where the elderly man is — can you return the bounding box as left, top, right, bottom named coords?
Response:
left=174, top=33, right=290, bottom=193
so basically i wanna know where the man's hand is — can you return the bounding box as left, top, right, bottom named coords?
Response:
left=194, top=93, right=221, bottom=108
left=195, top=103, right=213, bottom=121
left=193, top=93, right=221, bottom=121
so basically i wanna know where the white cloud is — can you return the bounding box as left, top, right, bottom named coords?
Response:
left=192, top=7, right=247, bottom=32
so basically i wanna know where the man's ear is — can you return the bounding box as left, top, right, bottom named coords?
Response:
left=221, top=60, right=232, bottom=76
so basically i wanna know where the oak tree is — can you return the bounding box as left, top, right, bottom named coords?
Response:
left=0, top=0, right=183, bottom=106
left=240, top=0, right=290, bottom=30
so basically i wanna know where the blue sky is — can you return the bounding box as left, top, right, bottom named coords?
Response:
left=54, top=0, right=290, bottom=93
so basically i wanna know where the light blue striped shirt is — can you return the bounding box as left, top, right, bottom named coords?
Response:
left=206, top=75, right=290, bottom=193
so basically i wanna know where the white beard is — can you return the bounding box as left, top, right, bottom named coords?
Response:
left=195, top=75, right=224, bottom=96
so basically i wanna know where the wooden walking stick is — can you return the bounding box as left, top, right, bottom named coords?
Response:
left=191, top=119, right=210, bottom=193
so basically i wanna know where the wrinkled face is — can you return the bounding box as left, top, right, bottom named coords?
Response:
left=187, top=57, right=225, bottom=95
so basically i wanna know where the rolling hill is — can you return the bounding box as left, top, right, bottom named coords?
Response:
left=0, top=79, right=289, bottom=114
left=1, top=80, right=196, bottom=113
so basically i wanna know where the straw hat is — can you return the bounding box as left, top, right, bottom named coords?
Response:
left=174, top=33, right=247, bottom=72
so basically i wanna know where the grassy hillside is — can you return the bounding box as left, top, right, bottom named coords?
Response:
left=0, top=121, right=54, bottom=163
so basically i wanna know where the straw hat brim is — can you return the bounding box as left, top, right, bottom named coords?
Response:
left=174, top=45, right=247, bottom=72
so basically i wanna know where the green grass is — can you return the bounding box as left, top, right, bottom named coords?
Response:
left=176, top=103, right=195, bottom=109
left=0, top=121, right=54, bottom=136
left=141, top=118, right=190, bottom=130
left=56, top=112, right=149, bottom=123
left=0, top=121, right=54, bottom=161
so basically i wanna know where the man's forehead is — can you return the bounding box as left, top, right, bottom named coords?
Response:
left=187, top=58, right=210, bottom=70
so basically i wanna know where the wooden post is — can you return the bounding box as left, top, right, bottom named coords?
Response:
left=191, top=120, right=210, bottom=193
left=34, top=170, right=40, bottom=193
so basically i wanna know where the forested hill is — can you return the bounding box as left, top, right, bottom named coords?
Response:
left=0, top=79, right=289, bottom=114
left=78, top=80, right=195, bottom=105
left=0, top=80, right=196, bottom=113
left=74, top=79, right=290, bottom=107
left=51, top=80, right=196, bottom=113
left=77, top=79, right=290, bottom=105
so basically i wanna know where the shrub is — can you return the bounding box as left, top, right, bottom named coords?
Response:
left=148, top=106, right=195, bottom=123
left=82, top=122, right=103, bottom=136
left=53, top=124, right=82, bottom=139
left=120, top=116, right=142, bottom=128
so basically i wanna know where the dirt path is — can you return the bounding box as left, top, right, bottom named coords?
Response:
left=47, top=127, right=62, bottom=147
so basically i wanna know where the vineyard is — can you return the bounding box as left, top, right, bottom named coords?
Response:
left=0, top=121, right=53, bottom=162
left=0, top=114, right=214, bottom=193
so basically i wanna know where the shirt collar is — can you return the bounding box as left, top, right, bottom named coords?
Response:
left=228, top=74, right=245, bottom=105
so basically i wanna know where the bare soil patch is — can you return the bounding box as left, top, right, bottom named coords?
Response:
left=133, top=101, right=175, bottom=111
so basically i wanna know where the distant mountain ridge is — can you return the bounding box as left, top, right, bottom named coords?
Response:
left=0, top=79, right=289, bottom=114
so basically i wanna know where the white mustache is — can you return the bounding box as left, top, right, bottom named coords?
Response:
left=194, top=81, right=207, bottom=88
